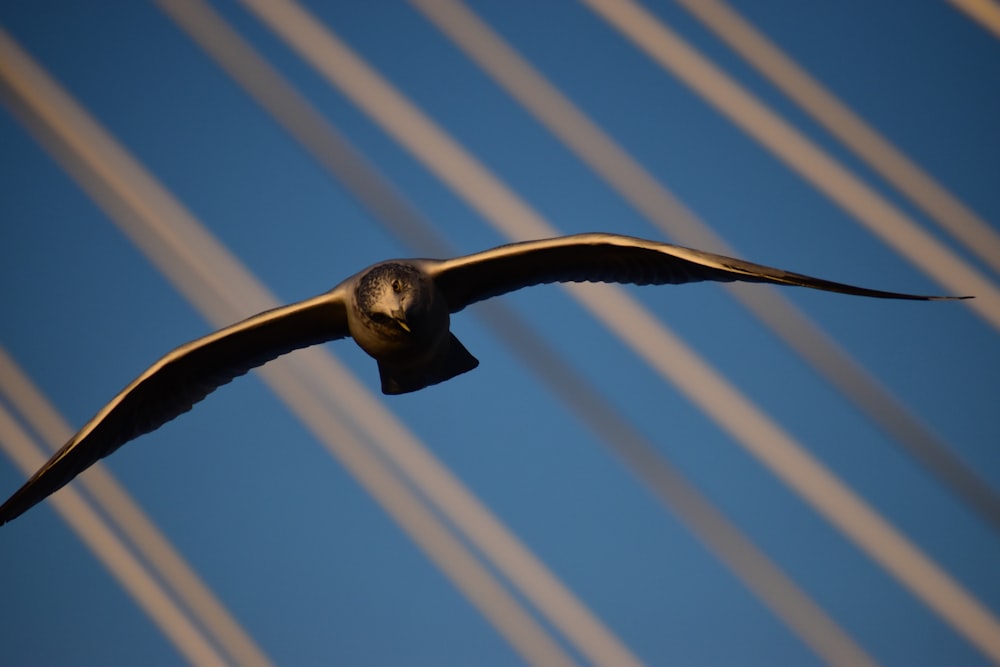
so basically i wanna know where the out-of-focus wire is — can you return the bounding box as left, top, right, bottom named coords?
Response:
left=582, top=0, right=1000, bottom=332
left=0, top=348, right=274, bottom=667
left=235, top=2, right=1000, bottom=662
left=949, top=0, right=1000, bottom=39
left=677, top=0, right=1000, bottom=278
left=0, top=402, right=229, bottom=667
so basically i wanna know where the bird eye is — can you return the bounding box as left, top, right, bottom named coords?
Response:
left=391, top=279, right=401, bottom=293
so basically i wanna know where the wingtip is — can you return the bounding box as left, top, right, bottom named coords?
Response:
left=0, top=479, right=47, bottom=527
left=0, top=499, right=25, bottom=526
left=0, top=501, right=20, bottom=527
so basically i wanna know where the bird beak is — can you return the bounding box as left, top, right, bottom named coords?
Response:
left=391, top=310, right=411, bottom=333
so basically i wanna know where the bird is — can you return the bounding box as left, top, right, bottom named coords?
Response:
left=0, top=233, right=970, bottom=525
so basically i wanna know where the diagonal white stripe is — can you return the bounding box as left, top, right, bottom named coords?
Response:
left=678, top=0, right=1000, bottom=277
left=950, top=0, right=1000, bottom=39
left=0, top=403, right=229, bottom=667
left=583, top=0, right=1000, bottom=332
left=0, top=348, right=274, bottom=667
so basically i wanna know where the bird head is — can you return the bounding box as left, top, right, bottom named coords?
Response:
left=354, top=262, right=434, bottom=337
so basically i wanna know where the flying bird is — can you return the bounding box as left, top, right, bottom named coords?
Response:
left=0, top=233, right=970, bottom=525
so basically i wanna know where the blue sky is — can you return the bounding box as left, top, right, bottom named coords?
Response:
left=1, top=1, right=998, bottom=665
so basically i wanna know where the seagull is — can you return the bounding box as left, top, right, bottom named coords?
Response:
left=0, top=233, right=970, bottom=525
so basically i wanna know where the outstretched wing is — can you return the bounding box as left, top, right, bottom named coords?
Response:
left=0, top=289, right=349, bottom=525
left=424, top=233, right=970, bottom=312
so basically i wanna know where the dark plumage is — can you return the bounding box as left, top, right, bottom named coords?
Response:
left=0, top=233, right=970, bottom=525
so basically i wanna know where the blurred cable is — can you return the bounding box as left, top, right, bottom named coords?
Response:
left=0, top=401, right=229, bottom=667
left=234, top=2, right=1000, bottom=662
left=0, top=28, right=594, bottom=667
left=0, top=348, right=274, bottom=667
left=158, top=2, right=879, bottom=664
left=411, top=0, right=1000, bottom=535
left=582, top=0, right=1000, bottom=332
left=678, top=0, right=1000, bottom=277
left=950, top=0, right=1000, bottom=39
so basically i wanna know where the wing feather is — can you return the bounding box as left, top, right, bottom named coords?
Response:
left=0, top=289, right=349, bottom=525
left=424, top=233, right=969, bottom=312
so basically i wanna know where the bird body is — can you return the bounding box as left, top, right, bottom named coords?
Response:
left=346, top=260, right=478, bottom=394
left=0, top=233, right=969, bottom=525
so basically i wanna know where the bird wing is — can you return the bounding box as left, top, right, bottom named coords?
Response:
left=423, top=233, right=969, bottom=312
left=0, top=289, right=349, bottom=525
